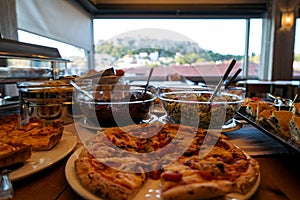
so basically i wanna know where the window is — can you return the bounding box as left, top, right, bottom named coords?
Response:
left=293, top=19, right=300, bottom=77
left=93, top=18, right=262, bottom=82
left=18, top=30, right=89, bottom=76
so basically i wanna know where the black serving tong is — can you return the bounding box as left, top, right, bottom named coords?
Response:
left=209, top=59, right=236, bottom=102
left=144, top=68, right=154, bottom=95
left=224, top=68, right=242, bottom=88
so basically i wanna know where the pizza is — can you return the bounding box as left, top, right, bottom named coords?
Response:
left=0, top=115, right=64, bottom=151
left=74, top=123, right=260, bottom=200
left=75, top=148, right=147, bottom=200
left=0, top=141, right=32, bottom=168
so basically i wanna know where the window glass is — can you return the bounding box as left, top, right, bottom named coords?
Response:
left=18, top=30, right=88, bottom=76
left=294, top=19, right=300, bottom=77
left=248, top=19, right=262, bottom=78
left=93, top=18, right=262, bottom=81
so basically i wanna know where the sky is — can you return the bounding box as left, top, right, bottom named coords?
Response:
left=18, top=19, right=300, bottom=58
left=93, top=19, right=263, bottom=55
left=18, top=30, right=86, bottom=58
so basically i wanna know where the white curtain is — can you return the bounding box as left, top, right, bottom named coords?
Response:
left=16, top=0, right=93, bottom=51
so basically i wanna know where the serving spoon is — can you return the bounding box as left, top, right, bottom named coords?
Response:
left=69, top=80, right=93, bottom=100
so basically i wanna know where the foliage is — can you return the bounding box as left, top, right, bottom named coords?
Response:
left=95, top=39, right=244, bottom=64
left=295, top=54, right=300, bottom=61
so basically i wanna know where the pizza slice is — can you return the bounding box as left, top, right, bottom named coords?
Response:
left=160, top=159, right=228, bottom=200
left=5, top=124, right=64, bottom=151
left=0, top=141, right=32, bottom=168
left=160, top=139, right=260, bottom=200
left=74, top=148, right=147, bottom=200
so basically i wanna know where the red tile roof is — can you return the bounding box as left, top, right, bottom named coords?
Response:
left=123, top=61, right=259, bottom=78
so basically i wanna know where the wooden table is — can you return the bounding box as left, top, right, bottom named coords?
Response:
left=10, top=123, right=300, bottom=200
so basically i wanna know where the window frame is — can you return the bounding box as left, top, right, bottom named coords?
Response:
left=93, top=16, right=263, bottom=83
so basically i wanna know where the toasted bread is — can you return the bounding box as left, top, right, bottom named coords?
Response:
left=258, top=109, right=273, bottom=120
left=245, top=102, right=258, bottom=120
left=257, top=101, right=275, bottom=119
left=290, top=115, right=300, bottom=145
left=269, top=111, right=293, bottom=139
left=257, top=109, right=277, bottom=133
left=292, top=103, right=300, bottom=117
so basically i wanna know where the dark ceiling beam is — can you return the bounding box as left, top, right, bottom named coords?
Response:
left=72, top=0, right=268, bottom=18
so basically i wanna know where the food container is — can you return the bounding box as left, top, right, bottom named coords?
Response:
left=18, top=81, right=82, bottom=126
left=158, top=86, right=245, bottom=129
left=75, top=84, right=157, bottom=127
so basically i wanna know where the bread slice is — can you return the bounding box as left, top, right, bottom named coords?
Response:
left=289, top=115, right=300, bottom=145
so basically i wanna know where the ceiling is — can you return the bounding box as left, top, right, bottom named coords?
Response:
left=73, top=0, right=269, bottom=18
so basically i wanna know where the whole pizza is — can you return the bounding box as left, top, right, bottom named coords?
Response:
left=74, top=123, right=260, bottom=200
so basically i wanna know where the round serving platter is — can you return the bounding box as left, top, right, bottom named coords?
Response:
left=65, top=147, right=260, bottom=200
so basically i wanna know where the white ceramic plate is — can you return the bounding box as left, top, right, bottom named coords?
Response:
left=65, top=147, right=260, bottom=200
left=10, top=133, right=77, bottom=181
left=65, top=147, right=101, bottom=200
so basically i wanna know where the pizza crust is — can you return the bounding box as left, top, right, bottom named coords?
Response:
left=234, top=158, right=260, bottom=194
left=75, top=154, right=147, bottom=200
left=161, top=182, right=226, bottom=200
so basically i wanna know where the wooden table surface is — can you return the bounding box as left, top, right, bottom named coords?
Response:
left=10, top=123, right=300, bottom=200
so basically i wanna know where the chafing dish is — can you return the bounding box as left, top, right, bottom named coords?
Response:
left=17, top=80, right=82, bottom=125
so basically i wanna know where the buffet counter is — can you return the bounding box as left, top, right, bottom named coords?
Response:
left=9, top=122, right=300, bottom=200
left=236, top=80, right=300, bottom=98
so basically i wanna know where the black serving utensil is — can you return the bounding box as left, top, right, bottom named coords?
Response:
left=224, top=68, right=242, bottom=88
left=209, top=59, right=236, bottom=102
left=144, top=68, right=154, bottom=95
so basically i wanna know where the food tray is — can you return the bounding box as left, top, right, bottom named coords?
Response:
left=237, top=110, right=300, bottom=154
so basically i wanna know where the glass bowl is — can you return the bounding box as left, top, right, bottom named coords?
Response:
left=158, top=86, right=245, bottom=129
left=75, top=84, right=157, bottom=127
